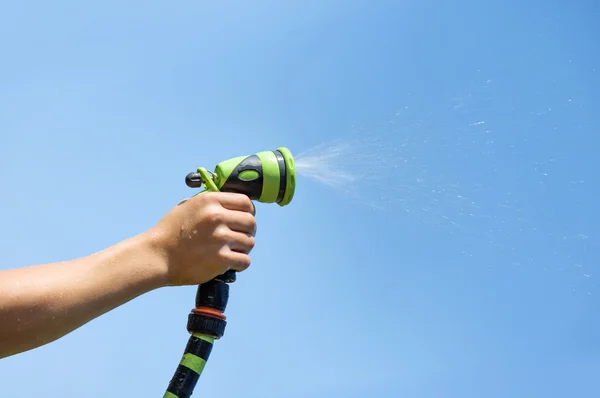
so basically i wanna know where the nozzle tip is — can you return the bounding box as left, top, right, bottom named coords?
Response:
left=276, top=147, right=296, bottom=206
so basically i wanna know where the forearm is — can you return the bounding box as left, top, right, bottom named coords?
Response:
left=0, top=232, right=168, bottom=359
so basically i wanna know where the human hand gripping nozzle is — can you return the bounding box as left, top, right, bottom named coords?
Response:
left=163, top=147, right=296, bottom=398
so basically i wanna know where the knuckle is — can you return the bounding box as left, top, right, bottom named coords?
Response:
left=242, top=195, right=253, bottom=207
left=238, top=195, right=254, bottom=213
left=195, top=192, right=220, bottom=208
left=239, top=255, right=251, bottom=270
left=246, top=214, right=257, bottom=229
left=204, top=207, right=225, bottom=224
left=248, top=200, right=256, bottom=215
left=191, top=192, right=209, bottom=204
left=217, top=250, right=230, bottom=264
left=203, top=191, right=220, bottom=201
left=212, top=225, right=229, bottom=241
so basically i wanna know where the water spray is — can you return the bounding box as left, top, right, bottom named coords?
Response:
left=162, top=147, right=296, bottom=398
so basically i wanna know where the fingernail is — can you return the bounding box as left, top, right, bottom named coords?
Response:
left=176, top=198, right=190, bottom=206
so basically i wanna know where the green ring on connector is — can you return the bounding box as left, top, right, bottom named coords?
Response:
left=276, top=147, right=296, bottom=206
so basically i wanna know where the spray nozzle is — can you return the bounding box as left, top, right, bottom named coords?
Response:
left=185, top=147, right=296, bottom=206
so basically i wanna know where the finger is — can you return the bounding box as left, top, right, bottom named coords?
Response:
left=226, top=250, right=252, bottom=272
left=226, top=211, right=257, bottom=236
left=228, top=231, right=255, bottom=254
left=215, top=192, right=255, bottom=215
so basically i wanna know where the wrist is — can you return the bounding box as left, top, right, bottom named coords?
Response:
left=119, top=231, right=171, bottom=291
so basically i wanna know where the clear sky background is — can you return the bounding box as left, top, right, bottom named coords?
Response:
left=1, top=1, right=599, bottom=397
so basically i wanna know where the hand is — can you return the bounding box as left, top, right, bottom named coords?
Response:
left=147, top=192, right=257, bottom=286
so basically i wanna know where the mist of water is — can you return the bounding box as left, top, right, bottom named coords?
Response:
left=294, top=136, right=415, bottom=212
left=294, top=142, right=360, bottom=189
left=289, top=77, right=597, bottom=290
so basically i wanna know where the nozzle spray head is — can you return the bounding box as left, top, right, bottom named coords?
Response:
left=185, top=147, right=296, bottom=206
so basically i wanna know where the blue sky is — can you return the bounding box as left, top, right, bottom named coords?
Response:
left=1, top=1, right=599, bottom=397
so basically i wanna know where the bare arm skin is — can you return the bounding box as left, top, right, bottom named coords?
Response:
left=0, top=192, right=256, bottom=359
left=0, top=233, right=166, bottom=358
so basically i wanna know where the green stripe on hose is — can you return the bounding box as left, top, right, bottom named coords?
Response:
left=186, top=333, right=214, bottom=361
left=192, top=332, right=215, bottom=345
left=180, top=353, right=207, bottom=373
left=163, top=334, right=216, bottom=398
